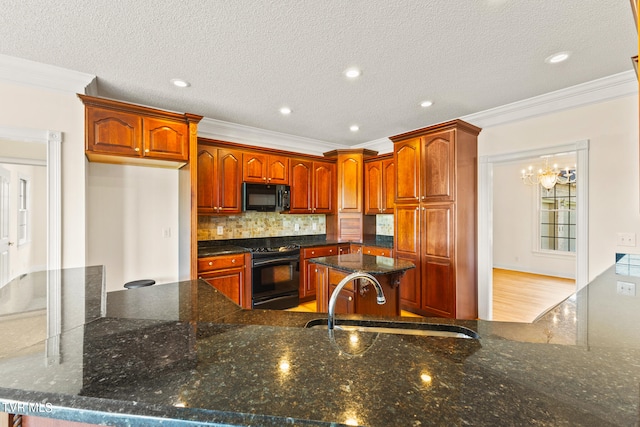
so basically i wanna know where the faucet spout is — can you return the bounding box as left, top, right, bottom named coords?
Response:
left=328, top=272, right=386, bottom=330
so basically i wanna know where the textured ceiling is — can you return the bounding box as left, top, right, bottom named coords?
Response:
left=0, top=0, right=636, bottom=145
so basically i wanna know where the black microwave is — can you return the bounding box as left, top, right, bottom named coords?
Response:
left=242, top=183, right=290, bottom=212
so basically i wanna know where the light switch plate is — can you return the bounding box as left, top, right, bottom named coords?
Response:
left=217, top=226, right=224, bottom=235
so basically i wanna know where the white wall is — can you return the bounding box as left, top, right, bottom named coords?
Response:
left=479, top=94, right=639, bottom=281
left=87, top=163, right=179, bottom=292
left=492, top=161, right=576, bottom=278
left=0, top=81, right=86, bottom=268
left=0, top=164, right=47, bottom=279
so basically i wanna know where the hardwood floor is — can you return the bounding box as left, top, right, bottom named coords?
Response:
left=492, top=268, right=576, bottom=323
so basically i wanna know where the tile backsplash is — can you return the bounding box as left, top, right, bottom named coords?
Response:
left=376, top=214, right=394, bottom=236
left=198, top=212, right=395, bottom=241
left=198, top=212, right=326, bottom=240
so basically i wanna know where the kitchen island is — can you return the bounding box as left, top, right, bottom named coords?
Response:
left=1, top=265, right=640, bottom=426
left=309, top=252, right=415, bottom=316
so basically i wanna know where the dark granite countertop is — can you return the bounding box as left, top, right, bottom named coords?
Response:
left=310, top=253, right=415, bottom=275
left=1, top=265, right=639, bottom=426
left=198, top=235, right=394, bottom=257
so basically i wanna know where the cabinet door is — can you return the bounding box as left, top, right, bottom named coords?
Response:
left=382, top=158, right=395, bottom=213
left=305, top=261, right=318, bottom=299
left=243, top=152, right=268, bottom=183
left=338, top=155, right=362, bottom=213
left=397, top=252, right=421, bottom=311
left=421, top=204, right=453, bottom=316
left=422, top=204, right=452, bottom=260
left=217, top=149, right=242, bottom=214
left=267, top=155, right=289, bottom=185
left=87, top=107, right=142, bottom=156
left=394, top=138, right=421, bottom=203
left=364, top=161, right=382, bottom=214
left=197, top=146, right=217, bottom=214
left=313, top=161, right=335, bottom=213
left=421, top=259, right=453, bottom=317
left=142, top=117, right=188, bottom=161
left=328, top=283, right=355, bottom=314
left=394, top=204, right=420, bottom=256
left=200, top=267, right=243, bottom=306
left=290, top=159, right=312, bottom=213
left=422, top=130, right=454, bottom=202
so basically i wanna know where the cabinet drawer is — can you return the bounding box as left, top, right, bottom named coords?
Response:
left=328, top=269, right=354, bottom=291
left=303, top=245, right=338, bottom=259
left=198, top=254, right=245, bottom=272
left=362, top=246, right=393, bottom=257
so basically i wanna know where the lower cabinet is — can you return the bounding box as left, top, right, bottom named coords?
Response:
left=300, top=245, right=338, bottom=301
left=198, top=253, right=251, bottom=308
left=328, top=279, right=355, bottom=314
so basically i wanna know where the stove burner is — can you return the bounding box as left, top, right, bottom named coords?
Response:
left=250, top=244, right=300, bottom=253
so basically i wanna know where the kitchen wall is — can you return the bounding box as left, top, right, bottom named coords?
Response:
left=0, top=80, right=87, bottom=269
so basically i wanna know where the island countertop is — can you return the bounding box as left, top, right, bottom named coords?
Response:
left=309, top=252, right=415, bottom=275
left=0, top=265, right=640, bottom=426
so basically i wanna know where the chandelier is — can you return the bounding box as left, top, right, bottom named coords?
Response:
left=521, top=158, right=576, bottom=190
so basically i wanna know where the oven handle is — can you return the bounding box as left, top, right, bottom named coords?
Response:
left=252, top=256, right=300, bottom=267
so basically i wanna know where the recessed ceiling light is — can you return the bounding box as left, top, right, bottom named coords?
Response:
left=170, top=78, right=190, bottom=88
left=279, top=107, right=292, bottom=115
left=545, top=52, right=571, bottom=64
left=350, top=125, right=359, bottom=132
left=344, top=68, right=362, bottom=79
left=420, top=100, right=433, bottom=108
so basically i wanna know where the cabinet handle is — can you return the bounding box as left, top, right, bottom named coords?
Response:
left=381, top=252, right=385, bottom=256
left=348, top=296, right=352, bottom=301
left=198, top=276, right=202, bottom=279
left=232, top=259, right=236, bottom=263
left=367, top=250, right=371, bottom=254
left=263, top=177, right=267, bottom=181
left=208, top=261, right=213, bottom=266
left=315, top=269, right=318, bottom=273
left=145, top=149, right=150, bottom=153
left=329, top=250, right=333, bottom=253
left=134, top=147, right=140, bottom=152
left=311, top=251, right=315, bottom=255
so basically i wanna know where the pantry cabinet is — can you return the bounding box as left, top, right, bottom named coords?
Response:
left=391, top=119, right=480, bottom=319
left=197, top=144, right=242, bottom=214
left=79, top=94, right=201, bottom=168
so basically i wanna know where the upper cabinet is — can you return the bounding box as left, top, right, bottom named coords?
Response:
left=79, top=94, right=201, bottom=168
left=394, top=138, right=421, bottom=203
left=365, top=155, right=394, bottom=214
left=242, top=153, right=289, bottom=185
left=198, top=144, right=242, bottom=215
left=290, top=159, right=335, bottom=214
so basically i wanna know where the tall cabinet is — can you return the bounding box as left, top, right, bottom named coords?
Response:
left=391, top=120, right=481, bottom=319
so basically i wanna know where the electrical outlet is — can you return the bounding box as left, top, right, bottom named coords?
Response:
left=617, top=233, right=636, bottom=247
left=162, top=228, right=171, bottom=238
left=217, top=226, right=224, bottom=235
left=312, top=222, right=317, bottom=230
left=294, top=223, right=300, bottom=231
left=617, top=281, right=636, bottom=296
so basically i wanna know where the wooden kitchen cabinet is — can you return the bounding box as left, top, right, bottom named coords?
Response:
left=79, top=94, right=201, bottom=168
left=198, top=253, right=250, bottom=308
left=197, top=144, right=242, bottom=214
left=242, top=152, right=289, bottom=185
left=290, top=159, right=335, bottom=214
left=300, top=245, right=338, bottom=301
left=361, top=245, right=393, bottom=257
left=391, top=120, right=480, bottom=319
left=364, top=155, right=395, bottom=214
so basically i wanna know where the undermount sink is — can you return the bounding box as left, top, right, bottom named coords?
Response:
left=304, top=318, right=480, bottom=339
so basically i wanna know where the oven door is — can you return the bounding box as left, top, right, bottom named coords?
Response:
left=252, top=255, right=300, bottom=309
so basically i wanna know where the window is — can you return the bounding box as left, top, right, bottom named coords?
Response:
left=18, top=177, right=28, bottom=246
left=539, top=182, right=576, bottom=253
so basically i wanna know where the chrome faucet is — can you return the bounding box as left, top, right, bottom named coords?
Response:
left=328, top=272, right=386, bottom=330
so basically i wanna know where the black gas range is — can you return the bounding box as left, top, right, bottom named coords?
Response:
left=248, top=243, right=300, bottom=310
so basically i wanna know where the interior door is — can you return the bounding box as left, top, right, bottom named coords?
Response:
left=0, top=167, right=11, bottom=286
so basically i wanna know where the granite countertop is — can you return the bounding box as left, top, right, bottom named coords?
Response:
left=197, top=235, right=394, bottom=257
left=310, top=253, right=415, bottom=275
left=1, top=265, right=640, bottom=426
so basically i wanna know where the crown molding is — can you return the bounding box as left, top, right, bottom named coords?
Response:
left=0, top=54, right=96, bottom=94
left=198, top=117, right=344, bottom=156
left=461, top=70, right=638, bottom=128
left=353, top=137, right=393, bottom=155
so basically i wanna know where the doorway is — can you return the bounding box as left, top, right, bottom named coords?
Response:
left=478, top=140, right=589, bottom=320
